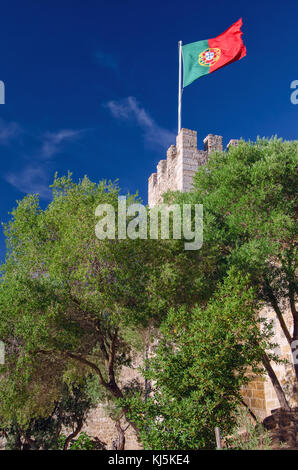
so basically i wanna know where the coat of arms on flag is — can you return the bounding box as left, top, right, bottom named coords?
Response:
left=199, top=48, right=221, bottom=66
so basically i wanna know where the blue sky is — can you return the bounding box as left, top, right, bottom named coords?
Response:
left=0, top=0, right=297, bottom=258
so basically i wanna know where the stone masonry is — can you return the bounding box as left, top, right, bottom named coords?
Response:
left=148, top=128, right=239, bottom=207
left=82, top=360, right=143, bottom=450
left=241, top=303, right=297, bottom=420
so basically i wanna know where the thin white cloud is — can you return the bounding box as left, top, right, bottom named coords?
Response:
left=40, top=129, right=82, bottom=159
left=0, top=119, right=22, bottom=145
left=5, top=166, right=51, bottom=199
left=105, top=96, right=175, bottom=150
left=4, top=126, right=84, bottom=199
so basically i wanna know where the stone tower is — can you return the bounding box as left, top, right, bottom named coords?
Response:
left=148, top=128, right=239, bottom=207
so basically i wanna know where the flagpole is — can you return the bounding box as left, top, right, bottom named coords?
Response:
left=178, top=40, right=182, bottom=134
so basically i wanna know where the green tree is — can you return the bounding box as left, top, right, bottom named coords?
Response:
left=124, top=270, right=279, bottom=449
left=3, top=380, right=99, bottom=450
left=0, top=175, right=203, bottom=439
left=171, top=138, right=297, bottom=407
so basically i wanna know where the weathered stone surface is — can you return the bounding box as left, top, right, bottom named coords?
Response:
left=148, top=128, right=237, bottom=207
left=82, top=404, right=142, bottom=450
left=242, top=303, right=297, bottom=419
left=227, top=138, right=240, bottom=149
left=83, top=355, right=145, bottom=450
left=203, top=134, right=223, bottom=153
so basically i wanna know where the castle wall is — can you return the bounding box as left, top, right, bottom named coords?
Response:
left=148, top=128, right=229, bottom=207
left=242, top=303, right=297, bottom=419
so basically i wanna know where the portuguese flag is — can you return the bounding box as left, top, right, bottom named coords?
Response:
left=182, top=18, right=246, bottom=87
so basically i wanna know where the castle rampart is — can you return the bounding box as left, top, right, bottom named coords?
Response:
left=148, top=128, right=239, bottom=207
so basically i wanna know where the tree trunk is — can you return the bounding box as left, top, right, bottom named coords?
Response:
left=63, top=419, right=83, bottom=450
left=65, top=351, right=141, bottom=439
left=261, top=353, right=291, bottom=411
left=264, top=282, right=292, bottom=345
left=106, top=380, right=141, bottom=437
left=289, top=285, right=298, bottom=381
left=112, top=421, right=126, bottom=450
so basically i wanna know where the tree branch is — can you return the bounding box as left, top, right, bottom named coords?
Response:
left=264, top=281, right=292, bottom=346
left=108, top=329, right=118, bottom=386
left=289, top=281, right=298, bottom=340
left=65, top=352, right=108, bottom=388
left=238, top=396, right=257, bottom=422
left=63, top=418, right=83, bottom=450
left=261, top=352, right=290, bottom=411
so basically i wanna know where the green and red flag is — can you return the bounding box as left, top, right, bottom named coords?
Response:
left=182, top=18, right=246, bottom=87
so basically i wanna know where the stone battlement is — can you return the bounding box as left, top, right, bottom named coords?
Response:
left=148, top=128, right=239, bottom=207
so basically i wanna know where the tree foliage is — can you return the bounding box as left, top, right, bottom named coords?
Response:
left=3, top=380, right=98, bottom=450
left=173, top=138, right=298, bottom=394
left=124, top=270, right=279, bottom=449
left=0, top=174, right=203, bottom=437
left=124, top=138, right=297, bottom=449
left=0, top=137, right=296, bottom=449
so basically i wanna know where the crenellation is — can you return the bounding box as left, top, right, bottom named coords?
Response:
left=148, top=173, right=157, bottom=206
left=148, top=128, right=230, bottom=206
left=176, top=128, right=197, bottom=151
left=166, top=145, right=177, bottom=191
left=203, top=134, right=223, bottom=153
left=156, top=159, right=167, bottom=180
left=167, top=144, right=177, bottom=160
left=148, top=172, right=157, bottom=187
left=148, top=129, right=246, bottom=206
left=176, top=129, right=200, bottom=194
left=227, top=138, right=240, bottom=149
left=157, top=159, right=167, bottom=198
